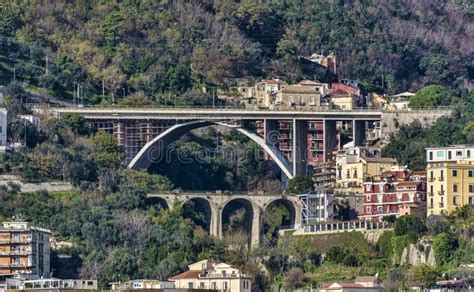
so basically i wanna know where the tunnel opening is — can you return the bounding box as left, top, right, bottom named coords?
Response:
left=221, top=198, right=254, bottom=249
left=181, top=198, right=213, bottom=233
left=262, top=199, right=296, bottom=246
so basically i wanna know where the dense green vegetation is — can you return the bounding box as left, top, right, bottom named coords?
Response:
left=0, top=1, right=472, bottom=105
left=383, top=89, right=474, bottom=170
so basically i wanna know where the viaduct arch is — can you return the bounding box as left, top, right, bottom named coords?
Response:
left=148, top=192, right=302, bottom=249
left=127, top=120, right=294, bottom=179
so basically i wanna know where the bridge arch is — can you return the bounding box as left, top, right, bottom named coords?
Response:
left=127, top=120, right=293, bottom=179
left=146, top=197, right=171, bottom=210
left=263, top=198, right=297, bottom=229
left=221, top=197, right=259, bottom=248
left=181, top=197, right=215, bottom=233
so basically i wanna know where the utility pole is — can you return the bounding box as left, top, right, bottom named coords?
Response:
left=80, top=85, right=84, bottom=106
left=73, top=82, right=77, bottom=105
left=212, top=90, right=215, bottom=108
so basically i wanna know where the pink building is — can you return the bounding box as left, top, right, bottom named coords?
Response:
left=360, top=167, right=426, bottom=222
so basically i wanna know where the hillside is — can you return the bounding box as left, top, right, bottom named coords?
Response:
left=0, top=0, right=472, bottom=105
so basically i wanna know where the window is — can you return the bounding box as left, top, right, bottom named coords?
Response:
left=366, top=206, right=371, bottom=213
left=188, top=283, right=193, bottom=289
left=448, top=151, right=452, bottom=159
left=224, top=282, right=228, bottom=290
left=353, top=169, right=358, bottom=178
left=429, top=151, right=433, bottom=160
left=430, top=185, right=433, bottom=195
left=456, top=150, right=463, bottom=157
left=440, top=170, right=444, bottom=180
left=366, top=195, right=371, bottom=202
left=430, top=171, right=434, bottom=180
left=469, top=196, right=474, bottom=204
left=0, top=126, right=2, bottom=133
left=453, top=184, right=458, bottom=192
left=211, top=282, right=216, bottom=289
left=346, top=170, right=350, bottom=178
left=453, top=196, right=458, bottom=205
left=469, top=184, right=474, bottom=193
left=430, top=198, right=434, bottom=208
left=452, top=169, right=458, bottom=177
left=468, top=150, right=471, bottom=158
left=200, top=282, right=205, bottom=288
left=469, top=170, right=473, bottom=177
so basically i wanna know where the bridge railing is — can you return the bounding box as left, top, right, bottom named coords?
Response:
left=147, top=190, right=288, bottom=197
left=50, top=104, right=453, bottom=113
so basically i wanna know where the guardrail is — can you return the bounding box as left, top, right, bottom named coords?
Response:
left=50, top=104, right=453, bottom=113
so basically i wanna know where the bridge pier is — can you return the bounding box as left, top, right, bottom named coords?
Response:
left=293, top=119, right=308, bottom=176
left=324, top=119, right=337, bottom=160
left=251, top=207, right=262, bottom=249
left=353, top=120, right=366, bottom=146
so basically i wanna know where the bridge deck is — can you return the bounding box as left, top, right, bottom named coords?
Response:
left=54, top=107, right=385, bottom=120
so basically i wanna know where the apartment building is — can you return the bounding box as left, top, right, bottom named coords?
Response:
left=426, top=145, right=474, bottom=216
left=170, top=260, right=252, bottom=292
left=0, top=222, right=51, bottom=277
left=360, top=167, right=426, bottom=221
left=335, top=147, right=396, bottom=195
left=238, top=79, right=288, bottom=108
left=275, top=80, right=326, bottom=109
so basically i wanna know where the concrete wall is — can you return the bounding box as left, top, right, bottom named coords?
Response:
left=380, top=109, right=451, bottom=145
left=0, top=175, right=74, bottom=193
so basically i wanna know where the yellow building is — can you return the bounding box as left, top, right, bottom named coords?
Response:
left=426, top=145, right=474, bottom=216
left=170, top=259, right=252, bottom=292
left=335, top=147, right=397, bottom=196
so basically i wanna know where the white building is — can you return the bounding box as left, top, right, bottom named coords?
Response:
left=170, top=260, right=252, bottom=292
left=110, top=279, right=174, bottom=290
left=298, top=188, right=334, bottom=224
left=19, top=115, right=40, bottom=129
left=0, top=108, right=7, bottom=150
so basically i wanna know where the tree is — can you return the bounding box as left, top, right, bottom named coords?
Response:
left=408, top=85, right=452, bottom=108
left=285, top=176, right=314, bottom=194
left=120, top=169, right=173, bottom=192
left=432, top=232, right=458, bottom=266
left=61, top=113, right=91, bottom=135
left=408, top=264, right=440, bottom=288
left=394, top=215, right=426, bottom=239
left=90, top=131, right=124, bottom=169
left=284, top=267, right=306, bottom=290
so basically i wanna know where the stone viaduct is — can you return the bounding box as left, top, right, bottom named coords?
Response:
left=147, top=191, right=302, bottom=249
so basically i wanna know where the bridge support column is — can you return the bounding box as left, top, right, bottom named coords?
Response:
left=251, top=207, right=261, bottom=249
left=324, top=119, right=337, bottom=161
left=353, top=120, right=366, bottom=146
left=210, top=206, right=221, bottom=239
left=293, top=119, right=308, bottom=177
left=264, top=119, right=279, bottom=147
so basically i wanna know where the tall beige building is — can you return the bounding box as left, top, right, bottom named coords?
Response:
left=0, top=222, right=51, bottom=277
left=426, top=145, right=474, bottom=216
left=170, top=260, right=252, bottom=292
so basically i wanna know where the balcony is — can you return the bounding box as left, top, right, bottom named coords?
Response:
left=429, top=192, right=434, bottom=197
left=438, top=176, right=444, bottom=181
left=429, top=177, right=435, bottom=182
left=439, top=202, right=444, bottom=208
left=438, top=190, right=445, bottom=196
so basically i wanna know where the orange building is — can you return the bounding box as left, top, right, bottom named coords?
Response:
left=0, top=222, right=51, bottom=277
